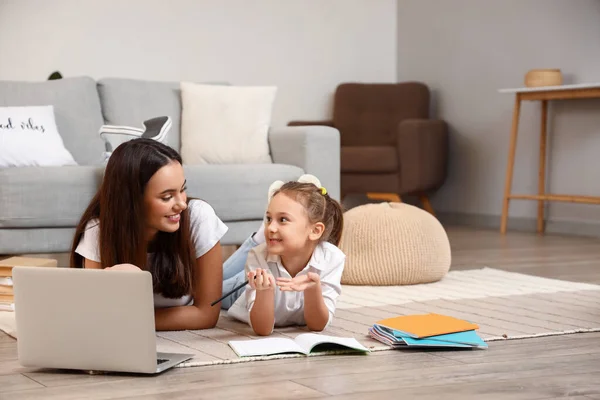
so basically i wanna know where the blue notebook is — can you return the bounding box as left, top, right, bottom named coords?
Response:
left=397, top=329, right=488, bottom=349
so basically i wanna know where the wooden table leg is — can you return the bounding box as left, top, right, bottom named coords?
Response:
left=537, top=100, right=548, bottom=234
left=500, top=94, right=522, bottom=234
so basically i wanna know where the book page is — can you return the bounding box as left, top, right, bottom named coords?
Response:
left=294, top=333, right=369, bottom=354
left=0, top=277, right=13, bottom=286
left=228, top=337, right=307, bottom=357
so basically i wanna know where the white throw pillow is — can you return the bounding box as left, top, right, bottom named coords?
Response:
left=180, top=82, right=276, bottom=164
left=0, top=105, right=77, bottom=167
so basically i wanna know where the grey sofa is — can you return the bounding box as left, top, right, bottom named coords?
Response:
left=0, top=77, right=340, bottom=254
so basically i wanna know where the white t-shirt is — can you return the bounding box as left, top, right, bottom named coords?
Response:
left=227, top=241, right=346, bottom=331
left=74, top=199, right=228, bottom=308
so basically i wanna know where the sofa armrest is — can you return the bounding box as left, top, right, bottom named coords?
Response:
left=287, top=120, right=334, bottom=127
left=269, top=126, right=341, bottom=201
left=396, top=119, right=448, bottom=194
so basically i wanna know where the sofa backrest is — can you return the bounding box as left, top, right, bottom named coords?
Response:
left=1, top=76, right=230, bottom=165
left=0, top=76, right=106, bottom=165
left=97, top=77, right=183, bottom=151
left=97, top=78, right=230, bottom=153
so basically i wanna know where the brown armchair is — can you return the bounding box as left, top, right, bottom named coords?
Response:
left=288, top=82, right=448, bottom=214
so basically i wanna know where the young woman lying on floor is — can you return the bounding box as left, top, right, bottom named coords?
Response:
left=70, top=139, right=261, bottom=330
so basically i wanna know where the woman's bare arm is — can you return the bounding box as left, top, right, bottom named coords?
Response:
left=84, top=259, right=141, bottom=271
left=154, top=242, right=223, bottom=331
left=84, top=246, right=223, bottom=331
left=83, top=258, right=102, bottom=269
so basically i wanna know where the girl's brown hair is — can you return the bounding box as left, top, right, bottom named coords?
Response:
left=69, top=138, right=195, bottom=298
left=273, top=182, right=344, bottom=246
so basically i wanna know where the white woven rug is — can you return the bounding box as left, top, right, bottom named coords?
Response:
left=2, top=267, right=600, bottom=369
left=165, top=267, right=600, bottom=368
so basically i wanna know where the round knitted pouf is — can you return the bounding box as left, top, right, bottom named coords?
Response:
left=339, top=202, right=451, bottom=286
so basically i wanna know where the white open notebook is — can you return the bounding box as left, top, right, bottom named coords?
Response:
left=228, top=333, right=370, bottom=357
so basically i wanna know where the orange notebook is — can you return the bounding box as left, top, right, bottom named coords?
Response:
left=375, top=313, right=479, bottom=338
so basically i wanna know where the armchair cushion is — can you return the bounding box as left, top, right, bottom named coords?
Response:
left=396, top=119, right=448, bottom=194
left=341, top=146, right=398, bottom=173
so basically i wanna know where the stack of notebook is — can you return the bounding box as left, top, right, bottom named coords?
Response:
left=0, top=257, right=58, bottom=312
left=368, top=313, right=488, bottom=349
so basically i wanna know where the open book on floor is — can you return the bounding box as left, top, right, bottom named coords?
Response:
left=229, top=333, right=371, bottom=357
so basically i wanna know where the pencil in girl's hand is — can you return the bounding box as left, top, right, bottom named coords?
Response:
left=210, top=277, right=253, bottom=307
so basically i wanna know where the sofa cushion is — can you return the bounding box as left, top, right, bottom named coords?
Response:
left=341, top=146, right=398, bottom=173
left=180, top=82, right=276, bottom=165
left=0, top=227, right=77, bottom=254
left=183, top=164, right=304, bottom=221
left=0, top=77, right=105, bottom=165
left=0, top=166, right=104, bottom=228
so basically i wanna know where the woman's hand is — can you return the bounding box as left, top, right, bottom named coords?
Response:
left=105, top=263, right=142, bottom=271
left=248, top=268, right=275, bottom=291
left=277, top=272, right=320, bottom=292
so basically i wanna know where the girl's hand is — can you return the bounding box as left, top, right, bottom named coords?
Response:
left=248, top=268, right=275, bottom=291
left=105, top=263, right=142, bottom=271
left=277, top=272, right=320, bottom=292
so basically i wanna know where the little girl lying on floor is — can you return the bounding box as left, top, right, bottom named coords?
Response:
left=227, top=175, right=346, bottom=336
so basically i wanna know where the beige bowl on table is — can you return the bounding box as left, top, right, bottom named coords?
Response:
left=525, top=69, right=563, bottom=87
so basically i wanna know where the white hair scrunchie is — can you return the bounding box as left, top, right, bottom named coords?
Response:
left=267, top=174, right=323, bottom=202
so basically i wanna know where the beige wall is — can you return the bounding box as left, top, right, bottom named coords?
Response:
left=398, top=0, right=600, bottom=234
left=0, top=0, right=397, bottom=127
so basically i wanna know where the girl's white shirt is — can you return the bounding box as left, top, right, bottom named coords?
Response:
left=227, top=241, right=346, bottom=330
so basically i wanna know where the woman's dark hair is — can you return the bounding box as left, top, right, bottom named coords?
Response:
left=273, top=182, right=344, bottom=246
left=70, top=138, right=195, bottom=298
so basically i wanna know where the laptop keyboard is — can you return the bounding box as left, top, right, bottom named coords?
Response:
left=157, top=359, right=169, bottom=365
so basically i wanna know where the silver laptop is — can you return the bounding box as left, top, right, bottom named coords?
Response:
left=12, top=266, right=194, bottom=374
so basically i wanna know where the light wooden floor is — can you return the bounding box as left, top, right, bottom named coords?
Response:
left=2, top=226, right=600, bottom=399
